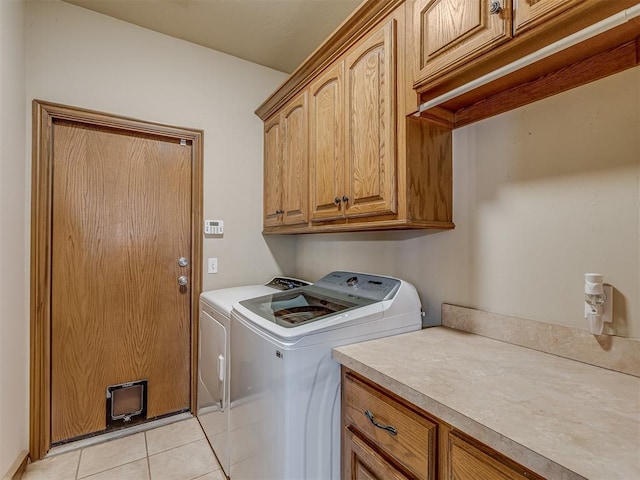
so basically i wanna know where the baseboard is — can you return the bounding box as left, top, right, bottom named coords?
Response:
left=1, top=451, right=29, bottom=480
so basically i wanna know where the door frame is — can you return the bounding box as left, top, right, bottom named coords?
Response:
left=29, top=100, right=203, bottom=460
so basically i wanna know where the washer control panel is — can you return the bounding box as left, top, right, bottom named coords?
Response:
left=315, top=271, right=401, bottom=301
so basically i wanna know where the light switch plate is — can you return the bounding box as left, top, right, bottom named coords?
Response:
left=208, top=258, right=218, bottom=274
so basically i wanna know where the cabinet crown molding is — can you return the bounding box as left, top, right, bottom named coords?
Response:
left=255, top=0, right=405, bottom=121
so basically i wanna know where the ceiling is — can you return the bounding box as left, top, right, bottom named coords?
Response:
left=61, top=0, right=362, bottom=74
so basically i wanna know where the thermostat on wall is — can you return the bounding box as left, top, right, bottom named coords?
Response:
left=204, top=219, right=224, bottom=235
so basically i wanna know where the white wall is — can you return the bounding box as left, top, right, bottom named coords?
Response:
left=297, top=67, right=640, bottom=339
left=26, top=0, right=294, bottom=293
left=0, top=0, right=28, bottom=474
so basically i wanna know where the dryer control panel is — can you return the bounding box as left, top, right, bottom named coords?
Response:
left=265, top=277, right=311, bottom=291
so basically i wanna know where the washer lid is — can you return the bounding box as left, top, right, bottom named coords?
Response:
left=238, top=286, right=376, bottom=329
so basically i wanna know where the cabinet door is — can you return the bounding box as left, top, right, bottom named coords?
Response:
left=345, top=18, right=397, bottom=219
left=344, top=371, right=436, bottom=480
left=414, top=0, right=512, bottom=82
left=513, top=0, right=584, bottom=34
left=445, top=430, right=543, bottom=480
left=344, top=428, right=411, bottom=480
left=309, top=61, right=345, bottom=221
left=281, top=91, right=309, bottom=226
left=263, top=115, right=282, bottom=227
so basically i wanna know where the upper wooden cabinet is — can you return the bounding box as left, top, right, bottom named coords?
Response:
left=310, top=19, right=398, bottom=223
left=411, top=0, right=640, bottom=126
left=259, top=0, right=639, bottom=234
left=263, top=91, right=309, bottom=227
left=263, top=115, right=283, bottom=228
left=281, top=92, right=309, bottom=225
left=513, top=0, right=584, bottom=34
left=413, top=0, right=512, bottom=84
left=259, top=1, right=454, bottom=234
left=309, top=61, right=345, bottom=221
left=344, top=19, right=398, bottom=219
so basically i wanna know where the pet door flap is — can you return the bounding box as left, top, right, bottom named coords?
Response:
left=106, top=380, right=147, bottom=427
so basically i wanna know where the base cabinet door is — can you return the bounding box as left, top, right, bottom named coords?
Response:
left=344, top=428, right=411, bottom=480
left=444, top=429, right=544, bottom=480
left=343, top=371, right=437, bottom=480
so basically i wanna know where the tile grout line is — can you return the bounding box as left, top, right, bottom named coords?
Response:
left=75, top=449, right=83, bottom=480
left=145, top=431, right=152, bottom=480
left=76, top=434, right=148, bottom=479
left=148, top=436, right=206, bottom=457
left=76, top=458, right=149, bottom=480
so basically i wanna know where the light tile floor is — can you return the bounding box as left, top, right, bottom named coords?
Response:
left=23, top=418, right=225, bottom=480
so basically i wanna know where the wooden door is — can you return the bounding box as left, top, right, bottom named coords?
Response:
left=309, top=61, right=346, bottom=220
left=264, top=115, right=283, bottom=227
left=344, top=18, right=397, bottom=219
left=49, top=121, right=192, bottom=443
left=414, top=0, right=512, bottom=82
left=31, top=102, right=202, bottom=459
left=309, top=61, right=345, bottom=221
left=513, top=0, right=584, bottom=35
left=281, top=91, right=309, bottom=226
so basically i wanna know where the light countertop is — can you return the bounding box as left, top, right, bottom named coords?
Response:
left=332, top=327, right=640, bottom=480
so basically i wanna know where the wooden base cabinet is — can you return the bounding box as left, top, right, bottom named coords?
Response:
left=342, top=368, right=545, bottom=480
left=344, top=428, right=413, bottom=480
left=343, top=370, right=437, bottom=480
left=444, top=429, right=544, bottom=480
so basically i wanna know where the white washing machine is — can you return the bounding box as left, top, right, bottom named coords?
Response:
left=229, top=271, right=422, bottom=480
left=197, top=276, right=310, bottom=477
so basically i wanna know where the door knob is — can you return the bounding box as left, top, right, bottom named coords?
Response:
left=178, top=257, right=188, bottom=267
left=178, top=276, right=188, bottom=286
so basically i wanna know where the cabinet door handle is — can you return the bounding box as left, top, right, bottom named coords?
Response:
left=489, top=1, right=502, bottom=14
left=334, top=197, right=342, bottom=204
left=342, top=195, right=349, bottom=203
left=364, top=410, right=397, bottom=436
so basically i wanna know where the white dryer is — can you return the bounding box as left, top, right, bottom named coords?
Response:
left=229, top=271, right=422, bottom=480
left=197, top=276, right=310, bottom=477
